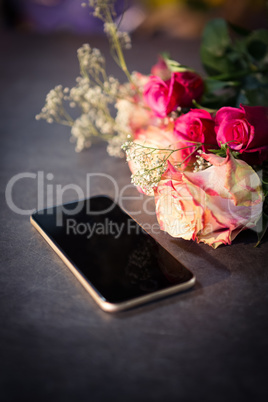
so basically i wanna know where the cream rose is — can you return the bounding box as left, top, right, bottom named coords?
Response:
left=154, top=151, right=263, bottom=248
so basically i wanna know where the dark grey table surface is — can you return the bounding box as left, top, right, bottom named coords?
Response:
left=1, top=31, right=268, bottom=402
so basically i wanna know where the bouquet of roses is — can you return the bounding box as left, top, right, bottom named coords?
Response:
left=37, top=0, right=268, bottom=248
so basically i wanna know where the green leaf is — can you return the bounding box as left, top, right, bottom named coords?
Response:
left=200, top=19, right=234, bottom=75
left=160, top=52, right=170, bottom=60
left=244, top=87, right=268, bottom=107
left=201, top=87, right=238, bottom=109
left=246, top=30, right=268, bottom=61
left=261, top=163, right=268, bottom=197
left=228, top=21, right=251, bottom=37
left=202, top=19, right=230, bottom=57
left=247, top=40, right=267, bottom=60
left=208, top=144, right=240, bottom=158
left=162, top=55, right=193, bottom=73
left=204, top=77, right=239, bottom=92
left=262, top=181, right=268, bottom=198
left=243, top=73, right=266, bottom=90
left=208, top=148, right=227, bottom=157
left=192, top=100, right=216, bottom=113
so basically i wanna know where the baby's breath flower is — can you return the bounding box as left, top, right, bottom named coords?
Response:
left=122, top=142, right=170, bottom=195
left=104, top=22, right=132, bottom=50
left=35, top=85, right=72, bottom=125
left=71, top=114, right=95, bottom=152
left=105, top=97, right=138, bottom=157
left=77, top=44, right=105, bottom=73
left=88, top=0, right=116, bottom=19
left=193, top=151, right=212, bottom=172
left=117, top=31, right=132, bottom=50
left=37, top=0, right=134, bottom=153
left=104, top=22, right=116, bottom=36
left=107, top=133, right=129, bottom=158
left=115, top=99, right=132, bottom=134
left=103, top=76, right=120, bottom=98
left=69, top=77, right=90, bottom=111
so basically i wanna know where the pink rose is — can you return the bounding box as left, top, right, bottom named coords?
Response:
left=173, top=109, right=218, bottom=167
left=143, top=74, right=185, bottom=118
left=143, top=72, right=204, bottom=118
left=215, top=105, right=268, bottom=163
left=154, top=150, right=263, bottom=248
left=151, top=56, right=171, bottom=81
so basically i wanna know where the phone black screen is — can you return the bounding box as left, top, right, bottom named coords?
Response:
left=31, top=196, right=194, bottom=304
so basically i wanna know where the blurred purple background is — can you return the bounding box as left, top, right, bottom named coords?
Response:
left=1, top=0, right=266, bottom=37
left=1, top=0, right=130, bottom=33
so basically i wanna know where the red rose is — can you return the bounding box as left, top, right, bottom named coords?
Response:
left=215, top=105, right=268, bottom=163
left=174, top=71, right=204, bottom=108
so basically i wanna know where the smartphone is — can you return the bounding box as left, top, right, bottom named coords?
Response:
left=30, top=196, right=195, bottom=312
